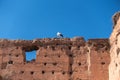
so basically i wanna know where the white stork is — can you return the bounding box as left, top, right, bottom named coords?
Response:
left=57, top=32, right=63, bottom=38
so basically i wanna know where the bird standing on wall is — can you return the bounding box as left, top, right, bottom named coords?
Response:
left=57, top=32, right=63, bottom=38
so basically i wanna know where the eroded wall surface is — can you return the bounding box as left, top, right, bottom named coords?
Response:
left=0, top=37, right=110, bottom=80
left=109, top=12, right=120, bottom=80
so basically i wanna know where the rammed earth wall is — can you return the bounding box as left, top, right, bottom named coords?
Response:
left=0, top=37, right=110, bottom=80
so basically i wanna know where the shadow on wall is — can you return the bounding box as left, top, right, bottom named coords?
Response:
left=0, top=76, right=2, bottom=80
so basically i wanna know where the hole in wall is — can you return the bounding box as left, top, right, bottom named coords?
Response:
left=69, top=54, right=73, bottom=57
left=76, top=78, right=82, bottom=80
left=105, top=47, right=108, bottom=50
left=69, top=71, right=73, bottom=75
left=30, top=71, right=34, bottom=75
left=70, top=63, right=72, bottom=66
left=8, top=60, right=13, bottom=64
left=62, top=71, right=65, bottom=75
left=20, top=71, right=24, bottom=74
left=51, top=46, right=55, bottom=50
left=70, top=43, right=72, bottom=45
left=116, top=63, right=118, bottom=67
left=0, top=75, right=2, bottom=80
left=23, top=46, right=39, bottom=62
left=16, top=54, right=19, bottom=57
left=78, top=62, right=81, bottom=66
left=102, top=51, right=104, bottom=53
left=9, top=54, right=11, bottom=56
left=97, top=44, right=104, bottom=48
left=25, top=51, right=36, bottom=62
left=117, top=48, right=120, bottom=55
left=53, top=62, right=57, bottom=66
left=42, top=70, right=45, bottom=74
left=44, top=54, right=47, bottom=57
left=52, top=71, right=54, bottom=74
left=68, top=46, right=71, bottom=50
left=16, top=47, right=19, bottom=49
left=61, top=48, right=63, bottom=51
left=101, top=62, right=105, bottom=65
left=56, top=43, right=58, bottom=45
left=58, top=55, right=61, bottom=58
left=87, top=49, right=89, bottom=52
left=1, top=44, right=4, bottom=47
left=44, top=63, right=47, bottom=66
left=115, top=39, right=117, bottom=44
left=77, top=46, right=80, bottom=49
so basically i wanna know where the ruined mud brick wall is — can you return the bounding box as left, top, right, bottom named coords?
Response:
left=109, top=12, right=120, bottom=80
left=0, top=37, right=110, bottom=80
left=87, top=39, right=110, bottom=80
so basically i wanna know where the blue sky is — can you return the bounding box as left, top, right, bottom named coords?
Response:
left=0, top=0, right=120, bottom=60
left=0, top=0, right=120, bottom=40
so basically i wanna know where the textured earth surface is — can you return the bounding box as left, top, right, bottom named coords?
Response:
left=109, top=12, right=120, bottom=80
left=0, top=37, right=110, bottom=80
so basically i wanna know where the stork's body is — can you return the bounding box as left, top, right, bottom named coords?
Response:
left=57, top=32, right=63, bottom=38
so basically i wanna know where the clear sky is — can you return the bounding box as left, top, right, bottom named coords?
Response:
left=0, top=0, right=120, bottom=60
left=0, top=0, right=120, bottom=40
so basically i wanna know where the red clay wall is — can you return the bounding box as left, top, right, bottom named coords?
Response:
left=88, top=39, right=110, bottom=80
left=0, top=38, right=110, bottom=80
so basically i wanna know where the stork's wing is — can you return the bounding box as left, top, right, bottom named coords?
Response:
left=60, top=34, right=63, bottom=37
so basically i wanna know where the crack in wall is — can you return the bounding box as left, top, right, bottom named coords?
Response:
left=86, top=45, right=91, bottom=80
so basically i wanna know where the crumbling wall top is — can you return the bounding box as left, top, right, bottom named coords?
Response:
left=0, top=37, right=110, bottom=51
left=87, top=39, right=110, bottom=51
left=112, top=11, right=120, bottom=28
